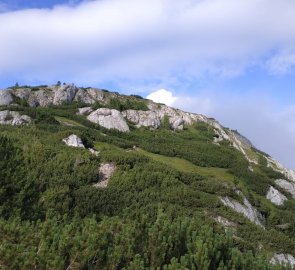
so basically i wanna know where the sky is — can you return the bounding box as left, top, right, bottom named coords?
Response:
left=1, top=0, right=295, bottom=168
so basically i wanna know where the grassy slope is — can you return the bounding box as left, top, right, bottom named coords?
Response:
left=137, top=148, right=235, bottom=182
left=54, top=116, right=85, bottom=127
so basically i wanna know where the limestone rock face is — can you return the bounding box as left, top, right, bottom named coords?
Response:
left=77, top=107, right=94, bottom=116
left=123, top=104, right=201, bottom=130
left=267, top=157, right=295, bottom=182
left=169, top=116, right=185, bottom=130
left=62, top=134, right=85, bottom=148
left=94, top=162, right=116, bottom=188
left=87, top=108, right=130, bottom=132
left=74, top=88, right=105, bottom=104
left=0, top=90, right=13, bottom=106
left=3, top=85, right=106, bottom=108
left=152, top=104, right=203, bottom=129
left=11, top=88, right=31, bottom=100
left=28, top=90, right=54, bottom=107
left=53, top=84, right=78, bottom=105
left=87, top=88, right=105, bottom=101
left=266, top=186, right=287, bottom=206
left=275, top=179, right=295, bottom=199
left=270, top=254, right=295, bottom=268
left=220, top=190, right=264, bottom=227
left=122, top=110, right=161, bottom=129
left=0, top=110, right=31, bottom=125
left=74, top=89, right=94, bottom=104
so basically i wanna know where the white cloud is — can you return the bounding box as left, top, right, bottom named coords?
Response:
left=146, top=89, right=178, bottom=106
left=1, top=0, right=295, bottom=84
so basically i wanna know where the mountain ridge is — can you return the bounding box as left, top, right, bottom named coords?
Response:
left=1, top=83, right=294, bottom=181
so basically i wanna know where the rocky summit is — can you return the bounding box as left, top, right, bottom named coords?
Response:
left=1, top=83, right=295, bottom=269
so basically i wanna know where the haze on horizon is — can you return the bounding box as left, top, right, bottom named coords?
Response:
left=1, top=0, right=295, bottom=168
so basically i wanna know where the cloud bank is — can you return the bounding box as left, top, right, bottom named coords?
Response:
left=147, top=89, right=178, bottom=106
left=1, top=0, right=295, bottom=85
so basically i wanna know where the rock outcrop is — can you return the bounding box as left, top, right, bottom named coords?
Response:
left=170, top=116, right=185, bottom=130
left=266, top=186, right=287, bottom=206
left=1, top=84, right=105, bottom=108
left=11, top=88, right=31, bottom=100
left=122, top=103, right=202, bottom=130
left=0, top=90, right=13, bottom=106
left=122, top=110, right=161, bottom=129
left=77, top=107, right=94, bottom=116
left=270, top=253, right=295, bottom=268
left=149, top=103, right=204, bottom=130
left=80, top=102, right=201, bottom=131
left=62, top=134, right=85, bottom=148
left=53, top=84, right=78, bottom=105
left=94, top=162, right=116, bottom=188
left=0, top=110, right=31, bottom=125
left=275, top=179, right=295, bottom=199
left=27, top=90, right=54, bottom=107
left=74, top=88, right=104, bottom=104
left=24, top=84, right=83, bottom=107
left=87, top=108, right=130, bottom=132
left=220, top=191, right=264, bottom=227
left=267, top=157, right=295, bottom=182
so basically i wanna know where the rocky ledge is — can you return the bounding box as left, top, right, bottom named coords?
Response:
left=220, top=190, right=264, bottom=227
left=0, top=110, right=31, bottom=125
left=275, top=179, right=295, bottom=199
left=1, top=84, right=105, bottom=107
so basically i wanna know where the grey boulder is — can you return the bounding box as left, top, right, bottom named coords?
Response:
left=87, top=108, right=129, bottom=132
left=62, top=134, right=85, bottom=148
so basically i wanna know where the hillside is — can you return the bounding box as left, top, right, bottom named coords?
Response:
left=1, top=83, right=295, bottom=269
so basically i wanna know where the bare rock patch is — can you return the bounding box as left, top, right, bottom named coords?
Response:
left=94, top=162, right=116, bottom=188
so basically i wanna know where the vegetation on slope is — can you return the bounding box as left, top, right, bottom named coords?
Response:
left=0, top=101, right=294, bottom=269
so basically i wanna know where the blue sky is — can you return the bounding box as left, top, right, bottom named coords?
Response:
left=1, top=0, right=295, bottom=168
left=0, top=0, right=81, bottom=10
